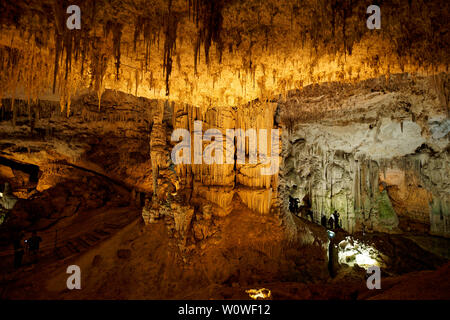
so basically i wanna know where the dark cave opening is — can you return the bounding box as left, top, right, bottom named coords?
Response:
left=0, top=156, right=40, bottom=184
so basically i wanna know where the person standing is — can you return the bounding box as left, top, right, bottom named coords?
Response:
left=321, top=215, right=327, bottom=227
left=27, top=231, right=42, bottom=263
left=328, top=214, right=335, bottom=229
left=333, top=210, right=340, bottom=229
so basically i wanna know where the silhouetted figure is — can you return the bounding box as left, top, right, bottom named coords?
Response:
left=332, top=210, right=340, bottom=229
left=27, top=231, right=42, bottom=257
left=13, top=232, right=25, bottom=269
left=289, top=196, right=300, bottom=214
left=328, top=215, right=335, bottom=229
left=306, top=209, right=314, bottom=222
left=321, top=215, right=327, bottom=227
left=328, top=238, right=338, bottom=278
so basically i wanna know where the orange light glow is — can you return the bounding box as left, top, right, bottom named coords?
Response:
left=245, top=288, right=272, bottom=300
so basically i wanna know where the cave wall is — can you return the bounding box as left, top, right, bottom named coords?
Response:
left=0, top=90, right=158, bottom=194
left=170, top=100, right=280, bottom=216
left=0, top=89, right=283, bottom=218
left=279, top=74, right=450, bottom=237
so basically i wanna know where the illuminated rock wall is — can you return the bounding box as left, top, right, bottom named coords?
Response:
left=172, top=101, right=280, bottom=215
left=0, top=1, right=448, bottom=110
left=279, top=75, right=450, bottom=237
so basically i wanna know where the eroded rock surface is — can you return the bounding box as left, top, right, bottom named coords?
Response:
left=280, top=75, right=449, bottom=237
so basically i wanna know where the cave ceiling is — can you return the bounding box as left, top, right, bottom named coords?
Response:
left=0, top=0, right=449, bottom=110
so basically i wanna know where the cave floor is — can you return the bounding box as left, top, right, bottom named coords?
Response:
left=1, top=200, right=449, bottom=300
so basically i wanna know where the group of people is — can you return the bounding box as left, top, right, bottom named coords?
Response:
left=288, top=196, right=314, bottom=221
left=0, top=182, right=43, bottom=269
left=288, top=196, right=301, bottom=214
left=321, top=210, right=340, bottom=229
left=289, top=195, right=341, bottom=230
left=13, top=231, right=42, bottom=269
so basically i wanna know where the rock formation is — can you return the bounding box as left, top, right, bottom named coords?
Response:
left=0, top=0, right=449, bottom=301
left=280, top=75, right=449, bottom=237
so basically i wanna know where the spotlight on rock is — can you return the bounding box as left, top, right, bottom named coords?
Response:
left=245, top=288, right=272, bottom=300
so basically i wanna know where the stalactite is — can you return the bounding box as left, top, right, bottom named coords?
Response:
left=50, top=0, right=84, bottom=102
left=189, top=0, right=224, bottom=67
left=11, top=96, right=16, bottom=127
left=149, top=71, right=154, bottom=91
left=134, top=15, right=161, bottom=71
left=133, top=17, right=143, bottom=53
left=0, top=0, right=446, bottom=121
left=112, top=23, right=123, bottom=81
left=357, top=161, right=361, bottom=212
left=194, top=36, right=201, bottom=75
left=330, top=165, right=333, bottom=210
left=163, top=1, right=178, bottom=96
left=345, top=194, right=349, bottom=229
left=53, top=34, right=62, bottom=93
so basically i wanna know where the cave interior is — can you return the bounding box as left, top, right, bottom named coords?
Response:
left=0, top=0, right=449, bottom=300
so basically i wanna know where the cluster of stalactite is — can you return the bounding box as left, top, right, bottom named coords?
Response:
left=280, top=74, right=449, bottom=131
left=52, top=0, right=93, bottom=92
left=163, top=1, right=178, bottom=96
left=51, top=0, right=94, bottom=115
left=0, top=47, right=20, bottom=114
left=104, top=21, right=124, bottom=81
left=189, top=0, right=224, bottom=73
left=0, top=0, right=448, bottom=114
left=0, top=44, right=55, bottom=124
left=133, top=15, right=162, bottom=73
left=290, top=0, right=449, bottom=70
